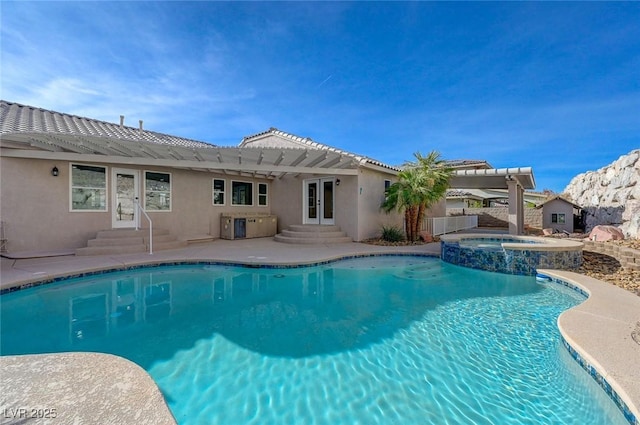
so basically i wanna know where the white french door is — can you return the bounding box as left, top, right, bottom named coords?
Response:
left=112, top=168, right=140, bottom=228
left=303, top=178, right=335, bottom=225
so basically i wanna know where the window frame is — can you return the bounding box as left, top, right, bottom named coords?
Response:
left=212, top=178, right=226, bottom=206
left=551, top=213, right=566, bottom=224
left=384, top=179, right=392, bottom=201
left=69, top=163, right=108, bottom=212
left=258, top=182, right=268, bottom=206
left=144, top=170, right=172, bottom=212
left=231, top=180, right=254, bottom=206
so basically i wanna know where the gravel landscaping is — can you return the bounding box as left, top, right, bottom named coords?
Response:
left=579, top=240, right=640, bottom=297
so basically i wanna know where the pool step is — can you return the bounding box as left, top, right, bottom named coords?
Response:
left=274, top=224, right=352, bottom=244
left=76, top=228, right=186, bottom=256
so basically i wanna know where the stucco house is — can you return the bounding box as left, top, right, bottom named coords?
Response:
left=0, top=101, right=404, bottom=254
left=536, top=196, right=583, bottom=234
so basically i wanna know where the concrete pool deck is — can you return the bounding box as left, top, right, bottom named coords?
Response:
left=1, top=239, right=639, bottom=424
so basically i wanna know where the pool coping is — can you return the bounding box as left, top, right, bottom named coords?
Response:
left=538, top=269, right=640, bottom=425
left=1, top=241, right=638, bottom=424
left=0, top=352, right=176, bottom=425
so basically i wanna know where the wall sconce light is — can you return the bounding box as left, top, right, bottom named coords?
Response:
left=51, top=166, right=59, bottom=177
left=335, top=179, right=341, bottom=186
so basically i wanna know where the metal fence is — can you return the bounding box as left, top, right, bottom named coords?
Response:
left=422, top=215, right=478, bottom=236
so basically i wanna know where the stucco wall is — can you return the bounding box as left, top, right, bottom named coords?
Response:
left=446, top=199, right=466, bottom=209
left=270, top=174, right=361, bottom=240
left=1, top=158, right=110, bottom=252
left=429, top=199, right=447, bottom=218
left=270, top=175, right=303, bottom=232
left=0, top=157, right=271, bottom=252
left=356, top=168, right=402, bottom=241
left=335, top=175, right=359, bottom=240
left=269, top=170, right=400, bottom=241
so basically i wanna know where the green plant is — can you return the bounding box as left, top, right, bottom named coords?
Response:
left=381, top=150, right=453, bottom=242
left=381, top=225, right=405, bottom=242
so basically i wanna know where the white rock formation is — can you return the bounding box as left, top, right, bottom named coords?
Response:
left=563, top=149, right=639, bottom=238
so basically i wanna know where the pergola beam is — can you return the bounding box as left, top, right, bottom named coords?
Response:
left=1, top=149, right=359, bottom=175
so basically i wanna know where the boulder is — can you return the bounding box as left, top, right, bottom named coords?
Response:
left=588, top=225, right=625, bottom=242
left=563, top=149, right=639, bottom=238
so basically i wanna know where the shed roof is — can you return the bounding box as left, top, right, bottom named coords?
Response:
left=535, top=196, right=582, bottom=210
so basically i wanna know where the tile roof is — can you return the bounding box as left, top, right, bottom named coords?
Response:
left=240, top=127, right=400, bottom=171
left=0, top=102, right=383, bottom=177
left=445, top=159, right=493, bottom=169
left=0, top=100, right=215, bottom=149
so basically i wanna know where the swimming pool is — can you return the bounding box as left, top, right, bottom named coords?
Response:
left=0, top=256, right=628, bottom=424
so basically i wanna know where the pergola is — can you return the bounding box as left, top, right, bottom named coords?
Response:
left=451, top=167, right=536, bottom=235
left=0, top=132, right=390, bottom=179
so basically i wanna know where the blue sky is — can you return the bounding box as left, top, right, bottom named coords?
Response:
left=2, top=2, right=638, bottom=192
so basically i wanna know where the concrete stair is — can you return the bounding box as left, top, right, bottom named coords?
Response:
left=76, top=228, right=187, bottom=256
left=274, top=224, right=352, bottom=244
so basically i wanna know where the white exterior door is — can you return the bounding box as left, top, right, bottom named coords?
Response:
left=112, top=168, right=139, bottom=228
left=303, top=178, right=335, bottom=225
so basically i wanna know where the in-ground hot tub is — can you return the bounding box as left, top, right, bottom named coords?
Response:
left=440, top=233, right=583, bottom=275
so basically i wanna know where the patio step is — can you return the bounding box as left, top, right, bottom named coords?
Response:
left=76, top=228, right=186, bottom=256
left=95, top=228, right=170, bottom=239
left=87, top=234, right=177, bottom=247
left=280, top=229, right=347, bottom=239
left=288, top=224, right=342, bottom=233
left=274, top=224, right=352, bottom=244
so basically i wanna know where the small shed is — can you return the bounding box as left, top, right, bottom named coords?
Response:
left=536, top=196, right=583, bottom=233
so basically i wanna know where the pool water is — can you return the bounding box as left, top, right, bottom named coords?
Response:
left=0, top=257, right=627, bottom=425
left=458, top=237, right=539, bottom=251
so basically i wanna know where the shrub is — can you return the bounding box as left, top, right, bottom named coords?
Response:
left=381, top=225, right=405, bottom=242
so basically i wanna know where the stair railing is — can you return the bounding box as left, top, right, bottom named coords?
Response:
left=134, top=197, right=153, bottom=255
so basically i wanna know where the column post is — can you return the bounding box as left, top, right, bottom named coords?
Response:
left=507, top=179, right=520, bottom=235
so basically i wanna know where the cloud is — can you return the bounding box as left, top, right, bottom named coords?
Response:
left=2, top=1, right=637, bottom=192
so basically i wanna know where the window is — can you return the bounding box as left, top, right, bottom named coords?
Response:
left=384, top=179, right=392, bottom=201
left=258, top=183, right=268, bottom=206
left=70, top=164, right=107, bottom=211
left=212, top=179, right=225, bottom=205
left=551, top=213, right=566, bottom=224
left=232, top=181, right=253, bottom=206
left=145, top=171, right=171, bottom=211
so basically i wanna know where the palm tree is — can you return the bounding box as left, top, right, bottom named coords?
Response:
left=382, top=151, right=452, bottom=242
